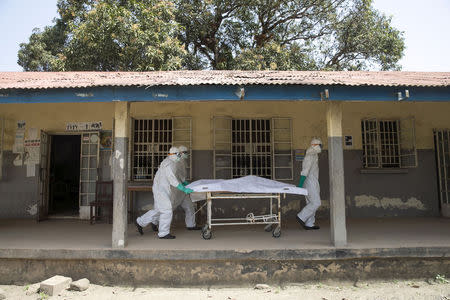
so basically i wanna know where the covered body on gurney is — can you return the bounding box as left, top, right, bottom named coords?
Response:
left=186, top=175, right=308, bottom=239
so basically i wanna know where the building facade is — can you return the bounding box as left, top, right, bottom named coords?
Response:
left=1, top=71, right=449, bottom=247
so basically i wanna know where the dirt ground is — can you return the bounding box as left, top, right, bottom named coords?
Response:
left=1, top=279, right=450, bottom=300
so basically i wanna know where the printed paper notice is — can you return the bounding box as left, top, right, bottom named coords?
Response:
left=24, top=139, right=41, bottom=165
left=28, top=128, right=38, bottom=140
left=13, top=131, right=25, bottom=153
left=26, top=164, right=36, bottom=177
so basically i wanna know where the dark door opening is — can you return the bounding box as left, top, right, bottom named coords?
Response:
left=49, top=135, right=81, bottom=216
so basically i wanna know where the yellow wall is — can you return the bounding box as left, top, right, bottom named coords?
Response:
left=2, top=101, right=449, bottom=151
left=342, top=102, right=450, bottom=149
left=132, top=101, right=450, bottom=150
left=1, top=103, right=114, bottom=150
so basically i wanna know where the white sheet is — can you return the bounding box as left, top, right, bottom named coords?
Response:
left=186, top=175, right=307, bottom=201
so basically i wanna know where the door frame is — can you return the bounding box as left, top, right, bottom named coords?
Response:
left=38, top=132, right=83, bottom=220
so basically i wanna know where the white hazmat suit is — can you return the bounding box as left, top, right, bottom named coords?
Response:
left=136, top=147, right=188, bottom=238
left=152, top=145, right=197, bottom=228
left=297, top=138, right=322, bottom=229
left=173, top=146, right=197, bottom=228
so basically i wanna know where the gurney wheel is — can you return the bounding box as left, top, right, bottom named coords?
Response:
left=264, top=224, right=273, bottom=232
left=272, top=226, right=281, bottom=238
left=202, top=229, right=212, bottom=240
left=201, top=224, right=209, bottom=234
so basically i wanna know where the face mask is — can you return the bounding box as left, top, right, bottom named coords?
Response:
left=169, top=153, right=180, bottom=162
left=311, top=144, right=322, bottom=153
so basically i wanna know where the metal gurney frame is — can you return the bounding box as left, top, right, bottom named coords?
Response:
left=196, top=192, right=285, bottom=240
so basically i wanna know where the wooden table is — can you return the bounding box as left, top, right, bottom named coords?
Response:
left=128, top=183, right=153, bottom=222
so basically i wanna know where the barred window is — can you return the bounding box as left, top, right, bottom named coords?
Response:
left=361, top=118, right=417, bottom=169
left=213, top=117, right=293, bottom=180
left=131, top=117, right=191, bottom=181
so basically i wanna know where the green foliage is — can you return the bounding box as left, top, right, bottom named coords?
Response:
left=18, top=0, right=404, bottom=71
left=176, top=0, right=404, bottom=70
left=38, top=291, right=49, bottom=300
left=435, top=274, right=449, bottom=284
left=19, top=0, right=186, bottom=71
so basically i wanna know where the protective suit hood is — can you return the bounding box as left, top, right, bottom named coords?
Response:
left=306, top=144, right=322, bottom=155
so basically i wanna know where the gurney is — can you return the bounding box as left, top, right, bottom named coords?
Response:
left=186, top=175, right=308, bottom=239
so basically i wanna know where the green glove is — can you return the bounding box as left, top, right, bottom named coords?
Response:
left=297, top=175, right=306, bottom=188
left=182, top=181, right=190, bottom=186
left=177, top=183, right=193, bottom=194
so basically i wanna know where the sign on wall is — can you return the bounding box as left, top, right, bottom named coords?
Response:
left=66, top=121, right=102, bottom=132
left=344, top=135, right=353, bottom=147
left=295, top=149, right=305, bottom=161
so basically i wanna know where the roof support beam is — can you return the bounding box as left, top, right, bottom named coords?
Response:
left=327, top=101, right=347, bottom=247
left=112, top=101, right=130, bottom=248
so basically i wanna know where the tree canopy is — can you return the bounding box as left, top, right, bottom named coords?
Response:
left=18, top=0, right=404, bottom=71
left=18, top=0, right=185, bottom=71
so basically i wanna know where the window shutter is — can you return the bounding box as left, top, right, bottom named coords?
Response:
left=361, top=118, right=380, bottom=168
left=399, top=117, right=417, bottom=168
left=213, top=116, right=232, bottom=179
left=272, top=118, right=293, bottom=180
left=172, top=117, right=192, bottom=180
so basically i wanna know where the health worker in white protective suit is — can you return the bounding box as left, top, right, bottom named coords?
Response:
left=296, top=138, right=322, bottom=230
left=134, top=147, right=193, bottom=239
left=173, top=146, right=201, bottom=230
left=151, top=146, right=201, bottom=231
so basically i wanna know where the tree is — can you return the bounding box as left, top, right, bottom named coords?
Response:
left=18, top=0, right=186, bottom=71
left=19, top=0, right=404, bottom=71
left=176, top=0, right=404, bottom=70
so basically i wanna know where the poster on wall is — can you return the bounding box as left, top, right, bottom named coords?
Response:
left=24, top=139, right=41, bottom=165
left=295, top=149, right=305, bottom=161
left=100, top=131, right=112, bottom=150
left=13, top=120, right=26, bottom=154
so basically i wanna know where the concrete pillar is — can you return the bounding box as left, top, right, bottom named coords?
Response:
left=326, top=101, right=347, bottom=247
left=112, top=101, right=130, bottom=248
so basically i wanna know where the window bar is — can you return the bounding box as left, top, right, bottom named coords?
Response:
left=146, top=119, right=150, bottom=178
left=363, top=121, right=368, bottom=168
left=443, top=131, right=449, bottom=204
left=136, top=120, right=140, bottom=179
left=247, top=119, right=250, bottom=176
left=257, top=119, right=261, bottom=177
left=264, top=120, right=268, bottom=178
left=243, top=120, right=248, bottom=176
left=264, top=119, right=267, bottom=178
left=386, top=121, right=390, bottom=165
left=151, top=119, right=155, bottom=180
left=396, top=120, right=401, bottom=167
left=376, top=120, right=381, bottom=168
left=435, top=131, right=444, bottom=205
left=386, top=121, right=391, bottom=166
left=392, top=120, right=396, bottom=165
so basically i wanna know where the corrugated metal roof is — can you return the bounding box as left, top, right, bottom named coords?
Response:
left=0, top=71, right=449, bottom=90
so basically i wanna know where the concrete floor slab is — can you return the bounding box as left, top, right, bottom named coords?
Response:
left=0, top=217, right=449, bottom=285
left=0, top=217, right=449, bottom=257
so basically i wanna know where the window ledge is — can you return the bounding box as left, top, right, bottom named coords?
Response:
left=360, top=168, right=409, bottom=174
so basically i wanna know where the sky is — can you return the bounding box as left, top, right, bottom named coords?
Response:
left=0, top=0, right=449, bottom=72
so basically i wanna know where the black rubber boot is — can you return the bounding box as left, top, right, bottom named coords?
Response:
left=159, top=234, right=176, bottom=239
left=186, top=226, right=202, bottom=230
left=134, top=220, right=143, bottom=235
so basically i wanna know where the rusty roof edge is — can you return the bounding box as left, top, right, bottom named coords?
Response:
left=0, top=71, right=449, bottom=90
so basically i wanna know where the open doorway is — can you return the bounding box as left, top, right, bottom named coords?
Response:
left=49, top=135, right=81, bottom=217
